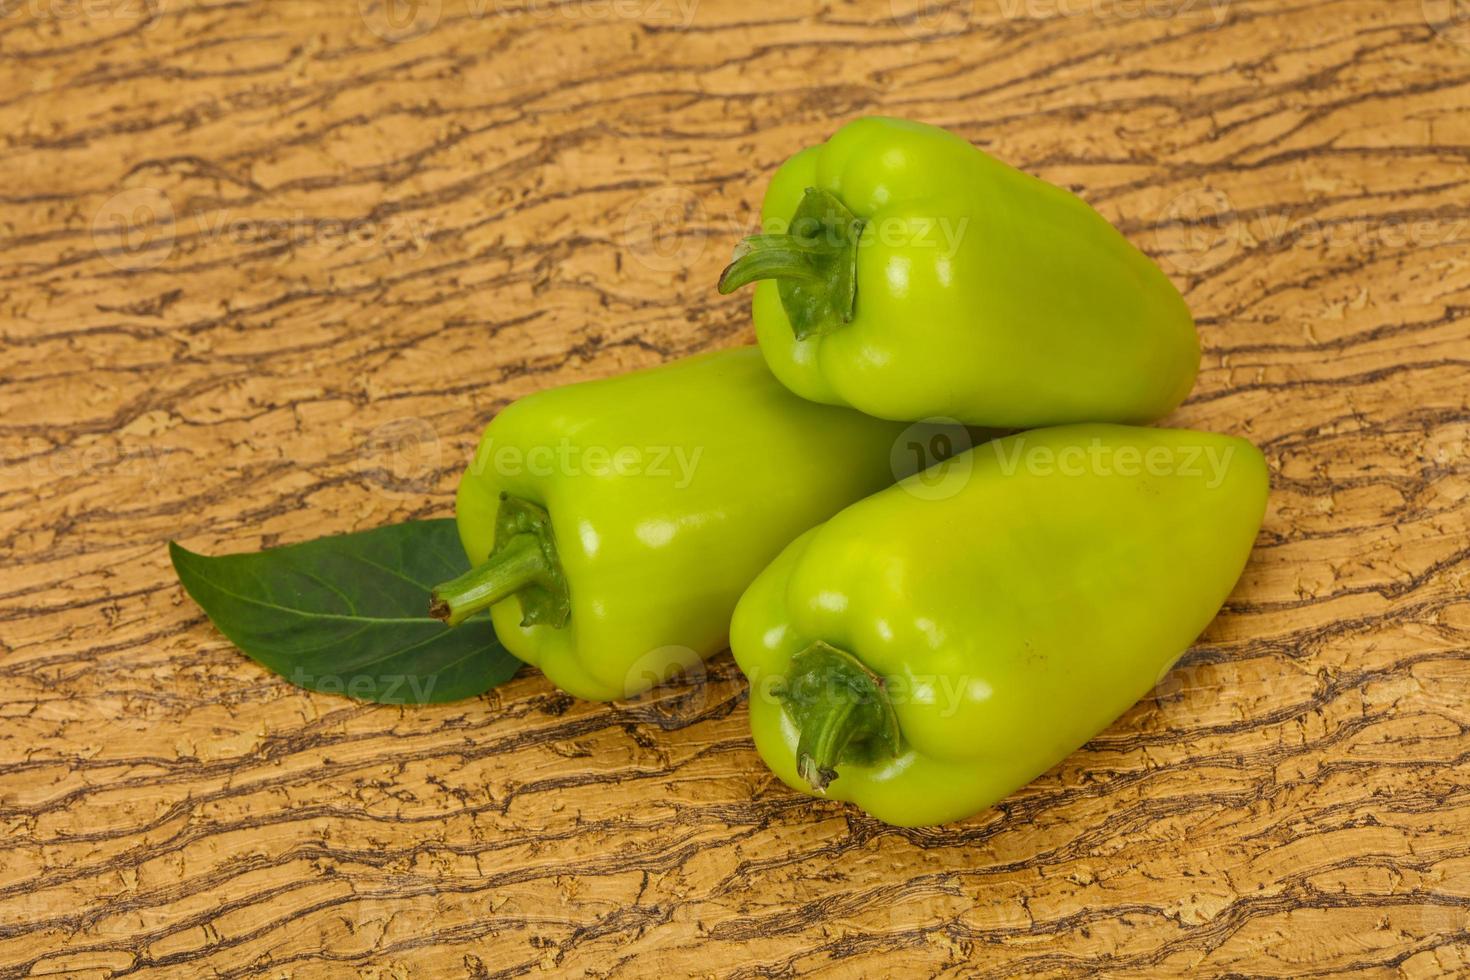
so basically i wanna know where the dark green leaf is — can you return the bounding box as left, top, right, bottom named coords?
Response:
left=170, top=519, right=523, bottom=704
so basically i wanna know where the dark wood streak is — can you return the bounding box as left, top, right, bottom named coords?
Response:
left=2, top=0, right=1468, bottom=975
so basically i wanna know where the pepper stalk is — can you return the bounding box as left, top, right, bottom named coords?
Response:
left=429, top=494, right=570, bottom=628
left=717, top=187, right=864, bottom=341
left=776, top=640, right=901, bottom=791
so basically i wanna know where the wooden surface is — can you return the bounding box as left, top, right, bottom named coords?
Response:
left=3, top=0, right=1469, bottom=975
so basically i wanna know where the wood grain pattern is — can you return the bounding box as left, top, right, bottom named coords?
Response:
left=2, top=0, right=1468, bottom=975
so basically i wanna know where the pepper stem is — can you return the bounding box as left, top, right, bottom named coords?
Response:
left=777, top=641, right=901, bottom=792
left=430, top=494, right=570, bottom=629
left=716, top=187, right=863, bottom=341
left=715, top=235, right=829, bottom=293
left=429, top=535, right=545, bottom=626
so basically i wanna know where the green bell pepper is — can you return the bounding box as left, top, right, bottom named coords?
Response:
left=431, top=347, right=947, bottom=702
left=718, top=117, right=1200, bottom=428
left=730, top=424, right=1268, bottom=826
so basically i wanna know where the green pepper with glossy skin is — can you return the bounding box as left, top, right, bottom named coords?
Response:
left=718, top=117, right=1200, bottom=428
left=430, top=347, right=948, bottom=702
left=730, top=424, right=1268, bottom=827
